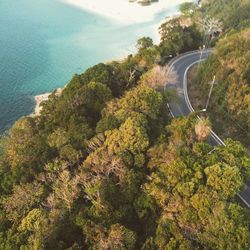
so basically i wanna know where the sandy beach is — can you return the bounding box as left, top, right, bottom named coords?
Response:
left=59, top=0, right=193, bottom=24
left=31, top=88, right=63, bottom=117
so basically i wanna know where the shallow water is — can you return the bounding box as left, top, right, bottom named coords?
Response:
left=0, top=0, right=180, bottom=132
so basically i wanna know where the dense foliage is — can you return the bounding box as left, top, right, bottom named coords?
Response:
left=0, top=0, right=249, bottom=249
left=192, top=28, right=250, bottom=148
left=200, top=0, right=250, bottom=30
left=158, top=17, right=202, bottom=62
left=179, top=0, right=250, bottom=148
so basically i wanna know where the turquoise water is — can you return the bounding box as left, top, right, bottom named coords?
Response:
left=0, top=0, right=180, bottom=132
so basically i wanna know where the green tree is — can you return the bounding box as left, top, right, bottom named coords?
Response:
left=7, top=117, right=50, bottom=171
left=136, top=37, right=154, bottom=51
left=119, top=84, right=163, bottom=120
left=145, top=115, right=250, bottom=249
left=1, top=182, right=45, bottom=223
left=159, top=17, right=202, bottom=60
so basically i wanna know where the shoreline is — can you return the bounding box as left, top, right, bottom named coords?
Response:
left=31, top=88, right=63, bottom=117
left=58, top=0, right=192, bottom=24
left=31, top=1, right=189, bottom=116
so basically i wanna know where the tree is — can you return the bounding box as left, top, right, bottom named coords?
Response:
left=47, top=128, right=68, bottom=149
left=18, top=208, right=49, bottom=250
left=198, top=16, right=223, bottom=42
left=96, top=115, right=120, bottom=134
left=7, top=117, right=50, bottom=170
left=180, top=2, right=197, bottom=15
left=105, top=224, right=136, bottom=250
left=80, top=147, right=127, bottom=212
left=205, top=163, right=242, bottom=198
left=71, top=81, right=112, bottom=121
left=136, top=46, right=161, bottom=70
left=46, top=169, right=80, bottom=211
left=195, top=117, right=211, bottom=141
left=159, top=17, right=202, bottom=59
left=136, top=37, right=154, bottom=51
left=1, top=182, right=44, bottom=223
left=166, top=115, right=197, bottom=146
left=83, top=222, right=136, bottom=250
left=105, top=115, right=149, bottom=158
left=145, top=115, right=249, bottom=249
left=140, top=65, right=177, bottom=89
left=118, top=84, right=163, bottom=120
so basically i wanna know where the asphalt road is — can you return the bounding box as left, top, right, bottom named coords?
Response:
left=166, top=50, right=250, bottom=209
left=166, top=49, right=211, bottom=117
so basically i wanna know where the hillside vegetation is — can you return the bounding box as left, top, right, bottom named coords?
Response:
left=0, top=0, right=250, bottom=249
left=187, top=0, right=250, bottom=149
left=200, top=0, right=250, bottom=30
left=192, top=29, right=250, bottom=147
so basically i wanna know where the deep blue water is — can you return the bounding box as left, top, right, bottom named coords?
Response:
left=0, top=0, right=180, bottom=132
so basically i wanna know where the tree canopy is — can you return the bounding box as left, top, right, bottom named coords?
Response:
left=0, top=0, right=249, bottom=248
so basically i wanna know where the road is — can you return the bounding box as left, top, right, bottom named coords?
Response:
left=165, top=49, right=250, bottom=209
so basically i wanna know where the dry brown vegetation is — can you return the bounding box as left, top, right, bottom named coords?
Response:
left=140, top=65, right=178, bottom=89
left=195, top=117, right=211, bottom=141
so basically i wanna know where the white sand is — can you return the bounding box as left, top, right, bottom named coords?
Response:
left=32, top=93, right=51, bottom=116
left=58, top=0, right=193, bottom=24
left=31, top=88, right=63, bottom=117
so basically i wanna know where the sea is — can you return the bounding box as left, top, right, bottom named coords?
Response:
left=0, top=0, right=181, bottom=132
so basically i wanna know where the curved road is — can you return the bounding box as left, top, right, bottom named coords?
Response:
left=166, top=50, right=250, bottom=209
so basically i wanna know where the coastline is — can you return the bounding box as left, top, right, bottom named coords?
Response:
left=31, top=0, right=189, bottom=116
left=58, top=0, right=192, bottom=24
left=31, top=88, right=63, bottom=117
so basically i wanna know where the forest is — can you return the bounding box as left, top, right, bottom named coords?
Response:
left=0, top=0, right=249, bottom=249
